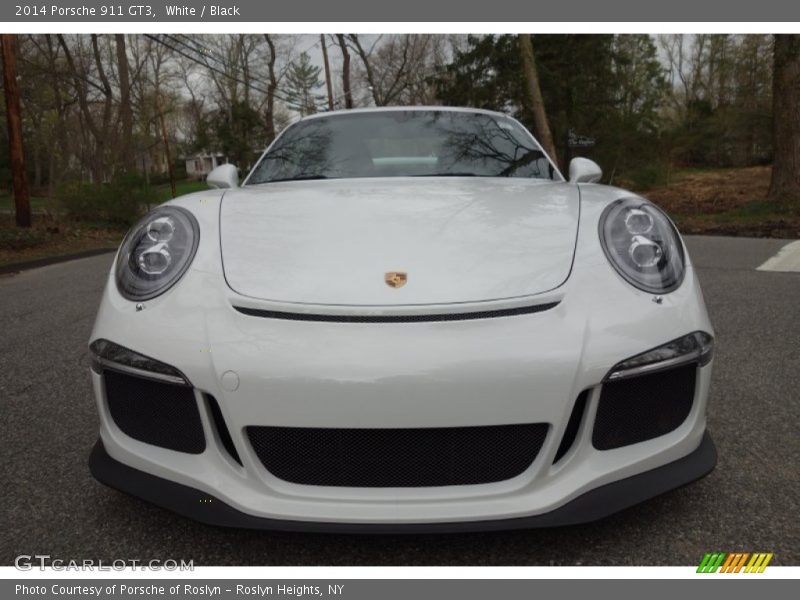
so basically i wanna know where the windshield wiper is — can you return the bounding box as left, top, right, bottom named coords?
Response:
left=411, top=172, right=480, bottom=177
left=261, top=175, right=333, bottom=184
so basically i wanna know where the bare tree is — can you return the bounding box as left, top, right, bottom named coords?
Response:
left=347, top=34, right=381, bottom=104
left=659, top=34, right=709, bottom=117
left=40, top=35, right=71, bottom=193
left=57, top=34, right=115, bottom=181
left=348, top=34, right=445, bottom=106
left=15, top=35, right=73, bottom=193
left=129, top=34, right=178, bottom=180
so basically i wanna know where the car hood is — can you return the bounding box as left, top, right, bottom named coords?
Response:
left=220, top=177, right=579, bottom=307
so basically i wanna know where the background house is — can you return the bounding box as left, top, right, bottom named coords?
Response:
left=185, top=153, right=228, bottom=180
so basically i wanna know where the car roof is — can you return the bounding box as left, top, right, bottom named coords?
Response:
left=297, top=106, right=510, bottom=123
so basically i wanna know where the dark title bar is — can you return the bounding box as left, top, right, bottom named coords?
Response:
left=1, top=0, right=799, bottom=23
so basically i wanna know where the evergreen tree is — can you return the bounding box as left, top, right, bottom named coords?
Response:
left=433, top=35, right=525, bottom=116
left=283, top=52, right=325, bottom=117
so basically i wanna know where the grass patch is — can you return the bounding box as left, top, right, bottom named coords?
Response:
left=728, top=199, right=800, bottom=219
left=0, top=179, right=209, bottom=215
left=0, top=214, right=124, bottom=269
left=153, top=179, right=208, bottom=203
left=0, top=194, right=53, bottom=211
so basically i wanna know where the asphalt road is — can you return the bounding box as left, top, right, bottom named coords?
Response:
left=1, top=235, right=798, bottom=566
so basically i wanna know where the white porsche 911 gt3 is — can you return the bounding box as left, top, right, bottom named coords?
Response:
left=88, top=107, right=716, bottom=532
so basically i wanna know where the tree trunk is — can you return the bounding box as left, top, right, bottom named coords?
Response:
left=518, top=34, right=559, bottom=169
left=320, top=34, right=334, bottom=110
left=156, top=98, right=176, bottom=199
left=336, top=34, right=353, bottom=108
left=1, top=34, right=31, bottom=227
left=90, top=34, right=113, bottom=181
left=115, top=34, right=134, bottom=173
left=263, top=34, right=277, bottom=141
left=768, top=34, right=800, bottom=203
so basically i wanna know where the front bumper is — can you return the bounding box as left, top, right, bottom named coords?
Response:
left=89, top=275, right=715, bottom=527
left=89, top=432, right=716, bottom=533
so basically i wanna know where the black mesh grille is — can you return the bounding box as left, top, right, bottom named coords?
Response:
left=206, top=395, right=242, bottom=465
left=247, top=424, right=548, bottom=487
left=593, top=364, right=696, bottom=450
left=104, top=370, right=205, bottom=454
left=554, top=390, right=589, bottom=463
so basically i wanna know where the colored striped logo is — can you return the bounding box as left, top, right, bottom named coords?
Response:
left=697, top=552, right=774, bottom=573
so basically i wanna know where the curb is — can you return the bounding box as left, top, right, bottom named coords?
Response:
left=0, top=247, right=116, bottom=275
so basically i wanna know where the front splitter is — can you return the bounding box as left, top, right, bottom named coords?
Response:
left=89, top=432, right=716, bottom=534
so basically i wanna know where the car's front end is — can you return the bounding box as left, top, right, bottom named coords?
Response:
left=88, top=108, right=715, bottom=531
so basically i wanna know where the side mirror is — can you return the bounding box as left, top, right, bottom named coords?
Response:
left=207, top=164, right=239, bottom=189
left=568, top=157, right=602, bottom=184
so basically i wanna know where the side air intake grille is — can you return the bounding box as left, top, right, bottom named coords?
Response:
left=593, top=364, right=696, bottom=450
left=104, top=370, right=205, bottom=454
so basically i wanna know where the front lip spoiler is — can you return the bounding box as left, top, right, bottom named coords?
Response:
left=88, top=432, right=716, bottom=534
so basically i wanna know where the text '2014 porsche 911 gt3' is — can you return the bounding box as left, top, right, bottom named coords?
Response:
left=88, top=107, right=716, bottom=532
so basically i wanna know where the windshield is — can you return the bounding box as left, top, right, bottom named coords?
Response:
left=246, top=110, right=557, bottom=184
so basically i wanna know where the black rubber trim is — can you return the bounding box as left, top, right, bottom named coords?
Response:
left=205, top=395, right=242, bottom=466
left=553, top=390, right=589, bottom=464
left=232, top=302, right=560, bottom=323
left=88, top=431, right=716, bottom=534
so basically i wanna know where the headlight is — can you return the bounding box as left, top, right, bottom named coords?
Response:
left=606, top=331, right=714, bottom=381
left=599, top=198, right=685, bottom=293
left=115, top=206, right=199, bottom=301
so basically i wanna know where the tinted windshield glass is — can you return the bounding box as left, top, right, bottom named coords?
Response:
left=246, top=111, right=556, bottom=184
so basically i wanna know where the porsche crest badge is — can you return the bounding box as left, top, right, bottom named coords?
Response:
left=385, top=271, right=408, bottom=289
